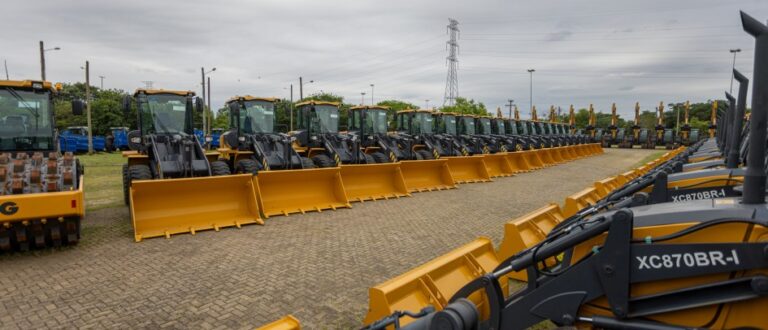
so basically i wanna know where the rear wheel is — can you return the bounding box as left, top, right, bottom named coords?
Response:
left=371, top=152, right=390, bottom=163
left=300, top=157, right=315, bottom=169
left=210, top=160, right=231, bottom=176
left=312, top=154, right=335, bottom=168
left=236, top=159, right=259, bottom=174
left=416, top=150, right=434, bottom=160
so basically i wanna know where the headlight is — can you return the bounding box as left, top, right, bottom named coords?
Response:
left=205, top=137, right=213, bottom=142
left=310, top=136, right=318, bottom=141
left=32, top=82, right=43, bottom=89
left=130, top=137, right=141, bottom=144
left=238, top=136, right=246, bottom=142
left=368, top=136, right=373, bottom=140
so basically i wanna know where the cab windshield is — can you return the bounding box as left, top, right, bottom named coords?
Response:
left=479, top=118, right=492, bottom=135
left=0, top=88, right=54, bottom=151
left=239, top=101, right=275, bottom=134
left=364, top=110, right=389, bottom=134
left=436, top=115, right=457, bottom=135
left=460, top=117, right=475, bottom=135
left=138, top=93, right=188, bottom=135
left=494, top=120, right=505, bottom=135
left=311, top=105, right=339, bottom=133
left=412, top=112, right=433, bottom=134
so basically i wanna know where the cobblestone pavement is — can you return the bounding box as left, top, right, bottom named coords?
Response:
left=0, top=148, right=658, bottom=329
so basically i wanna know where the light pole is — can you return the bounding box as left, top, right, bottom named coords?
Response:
left=507, top=99, right=514, bottom=119
left=729, top=49, right=741, bottom=94
left=207, top=76, right=212, bottom=132
left=425, top=99, right=429, bottom=109
left=370, top=84, right=375, bottom=105
left=98, top=75, right=105, bottom=89
left=39, top=41, right=60, bottom=81
left=84, top=61, right=93, bottom=154
left=201, top=67, right=216, bottom=135
left=361, top=92, right=366, bottom=105
left=527, top=69, right=535, bottom=116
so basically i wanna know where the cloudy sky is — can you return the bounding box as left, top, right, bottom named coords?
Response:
left=1, top=0, right=767, bottom=118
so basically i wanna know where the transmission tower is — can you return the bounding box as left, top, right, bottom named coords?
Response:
left=443, top=18, right=459, bottom=106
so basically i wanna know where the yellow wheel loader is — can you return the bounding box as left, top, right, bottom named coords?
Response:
left=0, top=80, right=84, bottom=252
left=121, top=89, right=261, bottom=241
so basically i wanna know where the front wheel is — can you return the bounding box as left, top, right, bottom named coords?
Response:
left=236, top=159, right=259, bottom=174
left=371, top=152, right=390, bottom=163
left=210, top=160, right=231, bottom=176
left=126, top=164, right=152, bottom=206
left=416, top=150, right=434, bottom=160
left=300, top=157, right=315, bottom=169
left=312, top=154, right=335, bottom=168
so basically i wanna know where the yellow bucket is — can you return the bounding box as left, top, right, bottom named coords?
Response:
left=444, top=156, right=492, bottom=183
left=399, top=159, right=457, bottom=192
left=340, top=163, right=410, bottom=202
left=254, top=168, right=351, bottom=218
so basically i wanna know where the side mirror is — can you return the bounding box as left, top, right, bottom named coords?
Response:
left=195, top=97, right=204, bottom=113
left=122, top=95, right=132, bottom=114
left=72, top=99, right=85, bottom=116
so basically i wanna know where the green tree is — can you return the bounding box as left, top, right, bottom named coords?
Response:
left=440, top=97, right=488, bottom=115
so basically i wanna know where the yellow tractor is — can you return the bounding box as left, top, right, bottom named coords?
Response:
left=121, top=89, right=261, bottom=241
left=0, top=80, right=84, bottom=252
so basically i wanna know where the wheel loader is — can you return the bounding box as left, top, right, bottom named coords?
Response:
left=364, top=15, right=768, bottom=330
left=350, top=107, right=455, bottom=193
left=289, top=101, right=405, bottom=203
left=220, top=96, right=314, bottom=172
left=490, top=118, right=530, bottom=151
left=0, top=80, right=84, bottom=252
left=121, top=89, right=261, bottom=241
left=601, top=103, right=619, bottom=148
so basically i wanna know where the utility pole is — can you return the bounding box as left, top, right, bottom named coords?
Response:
left=361, top=92, right=366, bottom=105
left=201, top=67, right=207, bottom=135
left=729, top=49, right=741, bottom=94
left=3, top=60, right=8, bottom=80
left=443, top=18, right=460, bottom=106
left=527, top=69, right=535, bottom=116
left=425, top=99, right=429, bottom=109
left=299, top=77, right=303, bottom=100
left=207, top=76, right=212, bottom=133
left=85, top=61, right=93, bottom=154
left=39, top=41, right=45, bottom=81
left=98, top=75, right=105, bottom=89
left=506, top=99, right=514, bottom=118
left=289, top=84, right=294, bottom=131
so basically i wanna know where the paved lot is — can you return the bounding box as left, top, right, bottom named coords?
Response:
left=0, top=148, right=658, bottom=329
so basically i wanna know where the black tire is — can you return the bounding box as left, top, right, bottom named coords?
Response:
left=126, top=164, right=152, bottom=206
left=371, top=152, right=390, bottom=163
left=312, top=154, right=335, bottom=168
left=416, top=150, right=433, bottom=160
left=300, top=157, right=315, bottom=169
left=364, top=153, right=376, bottom=164
left=236, top=159, right=259, bottom=174
left=122, top=164, right=129, bottom=205
left=210, top=160, right=231, bottom=176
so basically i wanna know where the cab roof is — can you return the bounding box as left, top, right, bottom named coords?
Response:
left=296, top=100, right=340, bottom=107
left=433, top=111, right=458, bottom=116
left=133, top=89, right=195, bottom=97
left=350, top=105, right=390, bottom=111
left=0, top=80, right=58, bottom=92
left=396, top=109, right=434, bottom=114
left=226, top=95, right=279, bottom=104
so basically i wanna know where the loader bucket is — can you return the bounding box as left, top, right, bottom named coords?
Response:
left=363, top=237, right=506, bottom=327
left=575, top=144, right=590, bottom=157
left=593, top=176, right=622, bottom=198
left=340, top=163, right=410, bottom=202
left=564, top=146, right=580, bottom=160
left=399, top=159, right=457, bottom=192
left=549, top=147, right=566, bottom=163
left=482, top=153, right=515, bottom=178
left=129, top=174, right=262, bottom=242
left=591, top=143, right=604, bottom=154
left=521, top=150, right=544, bottom=169
left=505, top=152, right=532, bottom=172
left=254, top=168, right=350, bottom=218
left=257, top=315, right=301, bottom=330
left=533, top=149, right=556, bottom=166
left=562, top=187, right=602, bottom=217
left=444, top=156, right=492, bottom=183
left=497, top=203, right=566, bottom=281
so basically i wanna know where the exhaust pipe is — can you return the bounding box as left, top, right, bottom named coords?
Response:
left=741, top=11, right=768, bottom=204
left=723, top=92, right=736, bottom=155
left=727, top=71, right=749, bottom=168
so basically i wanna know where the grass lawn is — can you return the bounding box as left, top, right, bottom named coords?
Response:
left=633, top=149, right=666, bottom=168
left=78, top=152, right=124, bottom=211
